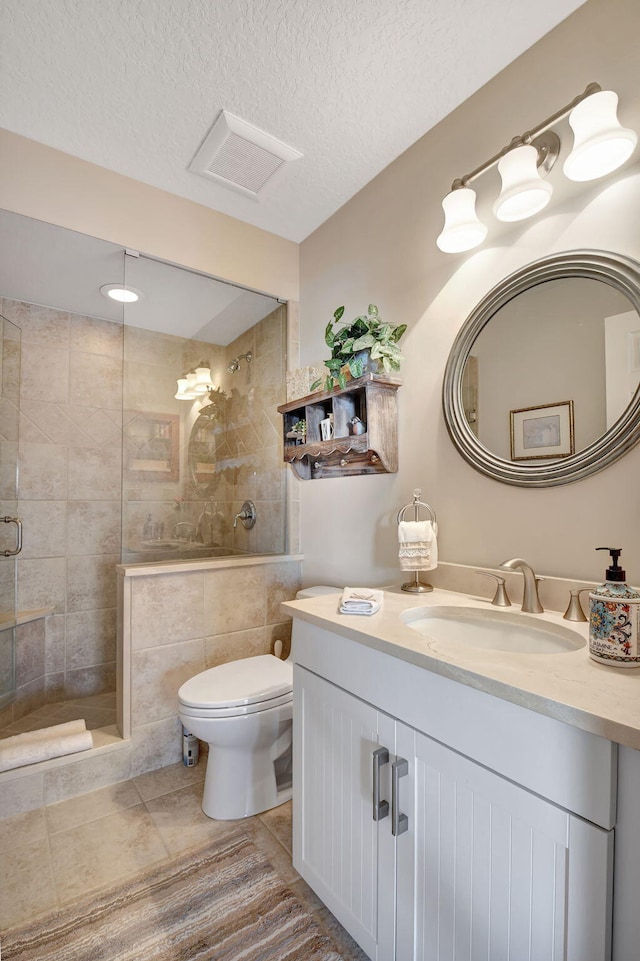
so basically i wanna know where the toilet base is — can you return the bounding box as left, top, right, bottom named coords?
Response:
left=201, top=741, right=292, bottom=820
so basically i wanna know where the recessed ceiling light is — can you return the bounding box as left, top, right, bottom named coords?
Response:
left=100, top=284, right=144, bottom=303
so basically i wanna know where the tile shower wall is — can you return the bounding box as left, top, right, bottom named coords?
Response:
left=0, top=298, right=123, bottom=725
left=122, top=304, right=287, bottom=560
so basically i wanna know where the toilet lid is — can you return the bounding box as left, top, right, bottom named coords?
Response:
left=178, top=654, right=293, bottom=709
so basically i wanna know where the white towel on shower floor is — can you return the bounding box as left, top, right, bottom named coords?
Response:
left=398, top=520, right=438, bottom=571
left=0, top=720, right=93, bottom=772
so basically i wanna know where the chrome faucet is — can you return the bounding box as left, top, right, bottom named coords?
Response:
left=499, top=557, right=544, bottom=613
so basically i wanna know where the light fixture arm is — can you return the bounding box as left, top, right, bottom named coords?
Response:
left=450, top=82, right=602, bottom=191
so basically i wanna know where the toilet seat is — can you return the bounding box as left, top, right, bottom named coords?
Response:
left=178, top=654, right=293, bottom=719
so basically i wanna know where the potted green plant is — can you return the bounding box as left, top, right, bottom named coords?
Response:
left=311, top=304, right=407, bottom=391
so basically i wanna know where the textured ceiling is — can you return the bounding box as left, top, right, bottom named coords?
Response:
left=0, top=0, right=586, bottom=242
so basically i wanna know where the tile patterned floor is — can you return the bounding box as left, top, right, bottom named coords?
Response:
left=0, top=759, right=369, bottom=961
left=0, top=692, right=117, bottom=739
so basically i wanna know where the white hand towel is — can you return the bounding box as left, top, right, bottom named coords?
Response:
left=398, top=520, right=438, bottom=572
left=340, top=587, right=384, bottom=616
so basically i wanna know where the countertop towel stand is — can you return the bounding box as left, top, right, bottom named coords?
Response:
left=397, top=488, right=437, bottom=594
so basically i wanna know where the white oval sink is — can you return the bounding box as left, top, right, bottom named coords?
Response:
left=402, top=606, right=585, bottom=654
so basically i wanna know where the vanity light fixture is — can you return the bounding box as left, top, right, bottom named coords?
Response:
left=436, top=82, right=637, bottom=253
left=175, top=362, right=216, bottom=400
left=99, top=283, right=144, bottom=303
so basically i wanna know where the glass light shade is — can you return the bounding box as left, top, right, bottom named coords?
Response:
left=193, top=366, right=215, bottom=393
left=99, top=284, right=143, bottom=303
left=174, top=377, right=198, bottom=400
left=493, top=144, right=553, bottom=222
left=436, top=187, right=487, bottom=253
left=563, top=90, right=637, bottom=182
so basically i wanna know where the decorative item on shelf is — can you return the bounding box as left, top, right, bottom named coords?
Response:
left=286, top=419, right=307, bottom=444
left=320, top=414, right=334, bottom=441
left=436, top=82, right=637, bottom=254
left=311, top=304, right=407, bottom=392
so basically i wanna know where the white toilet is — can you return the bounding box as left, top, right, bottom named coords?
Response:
left=178, top=586, right=339, bottom=820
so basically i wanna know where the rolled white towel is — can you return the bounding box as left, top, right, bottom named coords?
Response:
left=340, top=587, right=384, bottom=616
left=0, top=718, right=87, bottom=750
left=0, top=722, right=93, bottom=772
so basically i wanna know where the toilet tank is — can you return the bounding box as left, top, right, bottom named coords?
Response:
left=296, top=586, right=340, bottom=599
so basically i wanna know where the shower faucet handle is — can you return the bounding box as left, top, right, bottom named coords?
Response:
left=232, top=500, right=257, bottom=530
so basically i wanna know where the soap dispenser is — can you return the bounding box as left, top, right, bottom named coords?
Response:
left=589, top=548, right=640, bottom=667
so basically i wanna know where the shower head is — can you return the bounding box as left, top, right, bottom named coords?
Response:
left=226, top=350, right=252, bottom=374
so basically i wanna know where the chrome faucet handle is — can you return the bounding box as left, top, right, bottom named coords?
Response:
left=475, top=571, right=512, bottom=607
left=563, top=587, right=591, bottom=622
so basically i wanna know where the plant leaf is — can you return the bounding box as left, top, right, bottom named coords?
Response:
left=325, top=320, right=337, bottom=347
left=334, top=306, right=345, bottom=322
left=368, top=304, right=379, bottom=318
left=349, top=357, right=364, bottom=378
left=351, top=334, right=375, bottom=351
left=338, top=371, right=347, bottom=389
left=390, top=324, right=407, bottom=343
left=309, top=378, right=322, bottom=392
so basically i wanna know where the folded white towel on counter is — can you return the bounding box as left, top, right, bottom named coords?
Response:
left=340, top=587, right=384, bottom=616
left=398, top=520, right=438, bottom=572
left=0, top=720, right=93, bottom=772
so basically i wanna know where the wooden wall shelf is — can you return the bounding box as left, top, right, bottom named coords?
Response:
left=277, top=373, right=400, bottom=479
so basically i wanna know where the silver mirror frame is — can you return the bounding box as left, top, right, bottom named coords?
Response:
left=442, top=250, right=640, bottom=487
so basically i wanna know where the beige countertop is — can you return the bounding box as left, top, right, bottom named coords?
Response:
left=282, top=586, right=640, bottom=751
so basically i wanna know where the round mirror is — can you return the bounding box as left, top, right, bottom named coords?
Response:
left=442, top=250, right=640, bottom=486
left=188, top=400, right=224, bottom=493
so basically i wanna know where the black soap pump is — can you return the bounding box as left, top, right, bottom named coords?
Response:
left=588, top=548, right=640, bottom=667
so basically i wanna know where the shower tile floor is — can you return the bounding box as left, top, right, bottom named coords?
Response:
left=0, top=759, right=368, bottom=960
left=0, top=692, right=117, bottom=739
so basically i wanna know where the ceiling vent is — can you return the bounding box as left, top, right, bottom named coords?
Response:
left=188, top=110, right=303, bottom=199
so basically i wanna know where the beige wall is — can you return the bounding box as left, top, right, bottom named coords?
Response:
left=298, top=0, right=640, bottom=587
left=0, top=130, right=299, bottom=303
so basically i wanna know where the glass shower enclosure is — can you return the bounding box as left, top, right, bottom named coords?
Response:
left=0, top=314, right=21, bottom=711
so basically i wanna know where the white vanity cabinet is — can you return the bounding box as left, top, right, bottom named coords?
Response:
left=292, top=622, right=615, bottom=961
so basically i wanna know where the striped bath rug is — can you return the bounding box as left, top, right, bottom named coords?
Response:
left=1, top=831, right=345, bottom=961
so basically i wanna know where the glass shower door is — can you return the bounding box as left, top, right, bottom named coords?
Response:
left=0, top=313, right=21, bottom=710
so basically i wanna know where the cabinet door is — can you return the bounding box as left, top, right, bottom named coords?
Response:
left=396, top=727, right=613, bottom=961
left=293, top=666, right=396, bottom=960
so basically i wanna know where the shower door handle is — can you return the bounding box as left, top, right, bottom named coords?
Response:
left=2, top=516, right=22, bottom=556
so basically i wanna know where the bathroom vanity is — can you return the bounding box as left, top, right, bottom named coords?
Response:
left=283, top=587, right=640, bottom=961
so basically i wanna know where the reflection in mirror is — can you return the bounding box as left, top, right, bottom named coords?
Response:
left=189, top=398, right=224, bottom=494
left=443, top=251, right=640, bottom=486
left=467, top=278, right=634, bottom=460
